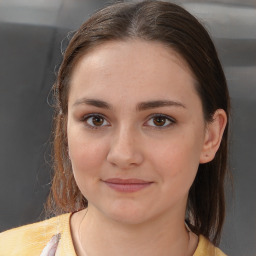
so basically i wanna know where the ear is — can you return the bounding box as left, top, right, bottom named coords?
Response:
left=200, top=109, right=227, bottom=164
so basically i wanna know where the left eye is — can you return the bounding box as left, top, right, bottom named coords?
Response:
left=83, top=114, right=110, bottom=128
left=146, top=115, right=175, bottom=127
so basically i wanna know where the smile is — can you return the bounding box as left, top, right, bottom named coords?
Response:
left=102, top=178, right=154, bottom=193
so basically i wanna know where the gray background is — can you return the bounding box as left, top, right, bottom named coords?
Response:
left=0, top=0, right=255, bottom=255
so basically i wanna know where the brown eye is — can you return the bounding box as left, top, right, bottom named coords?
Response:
left=84, top=114, right=109, bottom=128
left=153, top=116, right=167, bottom=126
left=92, top=116, right=104, bottom=126
left=145, top=114, right=175, bottom=128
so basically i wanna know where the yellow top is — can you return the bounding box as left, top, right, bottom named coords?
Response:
left=0, top=213, right=227, bottom=256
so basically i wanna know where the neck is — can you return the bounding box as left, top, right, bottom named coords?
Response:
left=73, top=204, right=191, bottom=256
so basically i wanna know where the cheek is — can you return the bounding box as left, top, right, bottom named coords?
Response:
left=149, top=133, right=202, bottom=190
left=67, top=128, right=108, bottom=190
left=69, top=138, right=105, bottom=168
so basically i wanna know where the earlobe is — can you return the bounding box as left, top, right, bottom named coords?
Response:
left=199, top=109, right=227, bottom=164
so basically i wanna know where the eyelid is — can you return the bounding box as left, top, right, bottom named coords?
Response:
left=80, top=112, right=176, bottom=130
left=144, top=113, right=176, bottom=128
left=81, top=113, right=110, bottom=129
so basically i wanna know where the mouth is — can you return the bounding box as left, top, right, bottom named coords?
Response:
left=102, top=178, right=154, bottom=193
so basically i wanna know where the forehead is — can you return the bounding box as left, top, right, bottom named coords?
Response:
left=71, top=39, right=195, bottom=81
left=68, top=39, right=199, bottom=107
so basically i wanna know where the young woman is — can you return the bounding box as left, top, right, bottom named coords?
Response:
left=0, top=1, right=230, bottom=255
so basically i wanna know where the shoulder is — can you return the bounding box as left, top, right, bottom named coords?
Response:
left=194, top=235, right=227, bottom=256
left=0, top=213, right=71, bottom=256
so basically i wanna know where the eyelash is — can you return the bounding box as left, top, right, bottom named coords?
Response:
left=145, top=114, right=176, bottom=129
left=81, top=113, right=176, bottom=130
left=81, top=113, right=110, bottom=130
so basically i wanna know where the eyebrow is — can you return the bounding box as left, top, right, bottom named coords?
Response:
left=73, top=98, right=111, bottom=109
left=136, top=100, right=186, bottom=111
left=72, top=98, right=186, bottom=110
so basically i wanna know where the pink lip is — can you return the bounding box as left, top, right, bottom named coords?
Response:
left=103, top=178, right=153, bottom=193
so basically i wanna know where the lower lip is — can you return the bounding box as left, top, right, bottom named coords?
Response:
left=104, top=182, right=153, bottom=192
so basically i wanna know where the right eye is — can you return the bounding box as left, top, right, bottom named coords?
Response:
left=83, top=114, right=110, bottom=129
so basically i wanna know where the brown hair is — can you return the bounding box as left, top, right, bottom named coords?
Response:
left=46, top=0, right=230, bottom=245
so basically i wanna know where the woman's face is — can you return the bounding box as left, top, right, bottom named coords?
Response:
left=67, top=40, right=208, bottom=224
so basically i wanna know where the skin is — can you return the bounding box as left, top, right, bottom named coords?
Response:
left=67, top=40, right=227, bottom=256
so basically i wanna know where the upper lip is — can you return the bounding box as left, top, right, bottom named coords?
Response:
left=103, top=178, right=153, bottom=184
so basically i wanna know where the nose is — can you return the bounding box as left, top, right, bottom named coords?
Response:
left=107, top=127, right=144, bottom=169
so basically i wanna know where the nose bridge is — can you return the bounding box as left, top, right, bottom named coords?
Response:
left=116, top=123, right=135, bottom=148
left=107, top=123, right=143, bottom=168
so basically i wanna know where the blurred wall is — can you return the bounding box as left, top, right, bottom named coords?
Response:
left=0, top=1, right=255, bottom=255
